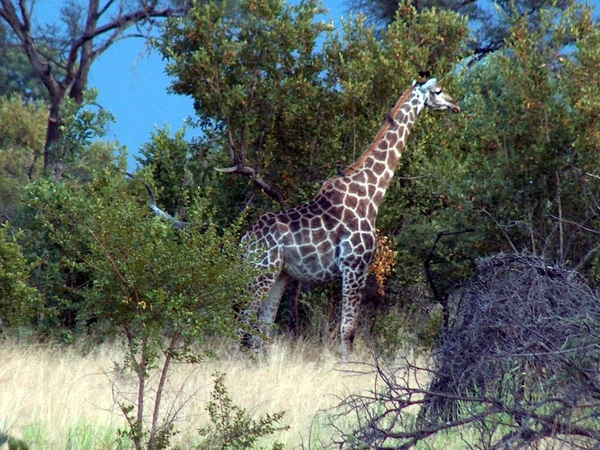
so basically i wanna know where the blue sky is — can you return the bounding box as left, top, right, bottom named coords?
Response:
left=88, top=1, right=346, bottom=170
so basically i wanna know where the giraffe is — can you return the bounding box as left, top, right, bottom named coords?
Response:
left=242, top=76, right=460, bottom=361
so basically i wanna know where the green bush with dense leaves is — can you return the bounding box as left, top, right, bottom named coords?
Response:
left=0, top=223, right=41, bottom=328
left=22, top=168, right=257, bottom=449
left=0, top=0, right=597, bottom=355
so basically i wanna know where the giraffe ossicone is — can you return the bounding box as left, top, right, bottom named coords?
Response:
left=242, top=77, right=460, bottom=361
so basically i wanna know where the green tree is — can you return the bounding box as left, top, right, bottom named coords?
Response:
left=137, top=127, right=197, bottom=220
left=351, top=0, right=575, bottom=58
left=389, top=0, right=600, bottom=306
left=457, top=3, right=600, bottom=264
left=13, top=92, right=125, bottom=333
left=25, top=169, right=255, bottom=449
left=0, top=22, right=47, bottom=101
left=160, top=0, right=338, bottom=211
left=155, top=0, right=468, bottom=340
left=0, top=94, right=46, bottom=220
left=158, top=0, right=467, bottom=216
left=0, top=0, right=188, bottom=173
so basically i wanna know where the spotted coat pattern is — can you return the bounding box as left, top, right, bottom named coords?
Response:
left=243, top=78, right=460, bottom=361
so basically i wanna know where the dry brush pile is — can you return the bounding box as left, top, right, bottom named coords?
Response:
left=332, top=253, right=600, bottom=449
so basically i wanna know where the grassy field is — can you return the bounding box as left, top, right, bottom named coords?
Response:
left=0, top=337, right=389, bottom=449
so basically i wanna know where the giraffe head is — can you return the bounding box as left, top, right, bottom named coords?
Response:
left=417, top=78, right=461, bottom=113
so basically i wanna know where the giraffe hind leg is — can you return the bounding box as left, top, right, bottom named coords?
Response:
left=240, top=272, right=274, bottom=349
left=241, top=271, right=287, bottom=350
left=258, top=272, right=289, bottom=337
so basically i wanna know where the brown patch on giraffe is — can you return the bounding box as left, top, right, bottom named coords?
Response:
left=353, top=184, right=367, bottom=197
left=342, top=210, right=359, bottom=229
left=380, top=171, right=391, bottom=186
left=346, top=194, right=358, bottom=209
left=355, top=200, right=368, bottom=216
left=322, top=212, right=339, bottom=230
left=315, top=195, right=333, bottom=211
left=367, top=203, right=377, bottom=219
left=360, top=219, right=372, bottom=232
left=350, top=232, right=365, bottom=248
left=264, top=234, right=278, bottom=248
left=359, top=160, right=373, bottom=171
left=303, top=251, right=319, bottom=266
left=292, top=229, right=307, bottom=243
left=352, top=171, right=367, bottom=184
left=312, top=227, right=328, bottom=242
left=316, top=180, right=334, bottom=196
left=386, top=132, right=398, bottom=146
left=309, top=217, right=322, bottom=229
left=372, top=162, right=386, bottom=176
left=327, top=188, right=345, bottom=206
left=317, top=240, right=331, bottom=254
left=366, top=171, right=377, bottom=185
left=288, top=210, right=301, bottom=221
left=298, top=243, right=316, bottom=254
left=288, top=219, right=302, bottom=233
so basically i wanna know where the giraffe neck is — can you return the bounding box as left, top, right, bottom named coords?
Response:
left=342, top=85, right=425, bottom=204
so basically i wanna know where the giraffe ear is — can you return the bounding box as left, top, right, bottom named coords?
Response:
left=418, top=78, right=438, bottom=93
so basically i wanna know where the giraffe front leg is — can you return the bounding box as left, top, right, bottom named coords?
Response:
left=340, top=267, right=369, bottom=362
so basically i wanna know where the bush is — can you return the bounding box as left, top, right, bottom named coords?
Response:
left=197, top=373, right=288, bottom=450
left=0, top=223, right=41, bottom=328
left=425, top=254, right=600, bottom=422
left=25, top=170, right=257, bottom=450
left=333, top=253, right=600, bottom=449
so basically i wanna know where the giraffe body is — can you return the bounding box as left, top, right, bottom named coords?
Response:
left=243, top=78, right=460, bottom=361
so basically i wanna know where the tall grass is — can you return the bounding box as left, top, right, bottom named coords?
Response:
left=0, top=337, right=380, bottom=449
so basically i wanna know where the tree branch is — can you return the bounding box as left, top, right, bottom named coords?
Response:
left=126, top=172, right=189, bottom=230
left=216, top=164, right=285, bottom=206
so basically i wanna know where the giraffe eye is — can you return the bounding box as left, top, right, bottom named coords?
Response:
left=434, top=88, right=443, bottom=95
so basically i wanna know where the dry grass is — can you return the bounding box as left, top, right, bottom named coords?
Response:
left=0, top=337, right=387, bottom=449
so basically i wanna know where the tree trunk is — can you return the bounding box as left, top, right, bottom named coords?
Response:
left=0, top=0, right=187, bottom=177
left=44, top=97, right=65, bottom=176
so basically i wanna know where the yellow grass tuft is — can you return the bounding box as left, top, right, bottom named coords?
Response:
left=0, top=337, right=383, bottom=449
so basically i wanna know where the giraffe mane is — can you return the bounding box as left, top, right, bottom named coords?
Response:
left=343, top=84, right=416, bottom=176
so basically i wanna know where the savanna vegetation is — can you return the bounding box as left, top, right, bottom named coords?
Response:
left=1, top=0, right=600, bottom=448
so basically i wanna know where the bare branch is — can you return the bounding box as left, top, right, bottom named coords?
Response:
left=586, top=172, right=600, bottom=181
left=478, top=207, right=518, bottom=252
left=125, top=172, right=189, bottom=230
left=328, top=254, right=600, bottom=449
left=546, top=214, right=600, bottom=236
left=216, top=164, right=285, bottom=207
